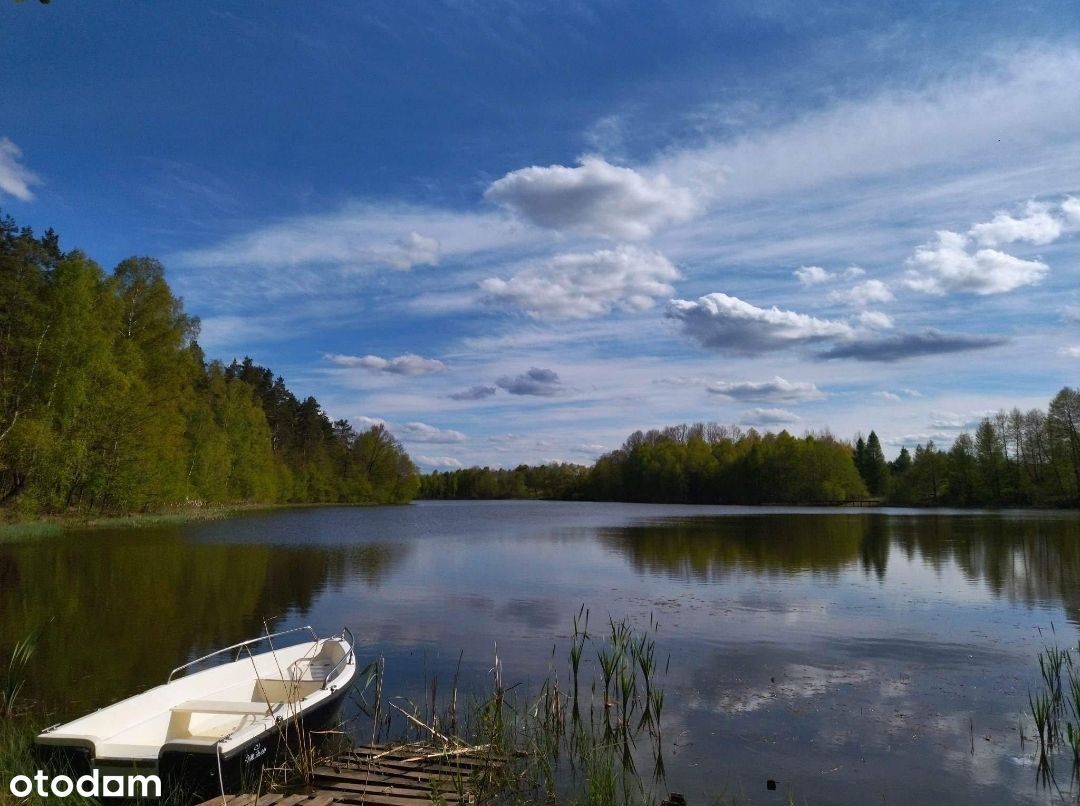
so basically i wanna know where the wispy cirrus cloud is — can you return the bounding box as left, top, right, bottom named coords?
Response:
left=480, top=245, right=679, bottom=320
left=706, top=376, right=825, bottom=403
left=325, top=352, right=446, bottom=375
left=485, top=156, right=698, bottom=240
left=0, top=137, right=40, bottom=201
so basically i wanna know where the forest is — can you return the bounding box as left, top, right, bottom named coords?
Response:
left=421, top=394, right=1080, bottom=508
left=0, top=212, right=419, bottom=517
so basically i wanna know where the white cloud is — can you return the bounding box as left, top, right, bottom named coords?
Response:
left=1064, top=306, right=1080, bottom=325
left=416, top=455, right=464, bottom=469
left=398, top=422, right=467, bottom=443
left=706, top=376, right=825, bottom=402
left=873, top=391, right=902, bottom=401
left=904, top=230, right=1048, bottom=295
left=177, top=204, right=531, bottom=271
left=384, top=231, right=441, bottom=270
left=857, top=310, right=894, bottom=330
left=480, top=245, right=680, bottom=320
left=1064, top=197, right=1080, bottom=228
left=495, top=367, right=562, bottom=396
left=0, top=137, right=40, bottom=201
left=794, top=265, right=832, bottom=286
left=667, top=293, right=853, bottom=355
left=484, top=156, right=697, bottom=240
left=653, top=50, right=1080, bottom=203
left=741, top=407, right=802, bottom=426
left=325, top=352, right=446, bottom=375
left=829, top=279, right=895, bottom=307
left=794, top=265, right=864, bottom=287
left=968, top=201, right=1063, bottom=247
left=1060, top=345, right=1080, bottom=358
left=352, top=415, right=387, bottom=430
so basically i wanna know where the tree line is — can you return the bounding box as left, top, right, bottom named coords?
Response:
left=422, top=393, right=1080, bottom=508
left=0, top=211, right=419, bottom=516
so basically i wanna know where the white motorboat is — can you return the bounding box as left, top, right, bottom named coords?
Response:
left=35, top=626, right=356, bottom=797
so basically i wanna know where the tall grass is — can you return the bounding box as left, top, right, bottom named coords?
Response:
left=370, top=609, right=670, bottom=804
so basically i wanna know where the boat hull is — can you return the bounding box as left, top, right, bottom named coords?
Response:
left=159, top=684, right=349, bottom=802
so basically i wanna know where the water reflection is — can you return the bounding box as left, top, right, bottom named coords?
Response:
left=4, top=503, right=1080, bottom=804
left=0, top=525, right=408, bottom=715
left=602, top=512, right=1080, bottom=621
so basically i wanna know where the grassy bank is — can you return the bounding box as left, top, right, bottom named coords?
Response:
left=0, top=503, right=274, bottom=541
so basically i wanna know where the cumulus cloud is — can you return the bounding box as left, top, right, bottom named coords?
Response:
left=857, top=310, right=894, bottom=330
left=398, top=422, right=467, bottom=443
left=968, top=201, right=1063, bottom=247
left=352, top=415, right=387, bottom=429
left=874, top=389, right=922, bottom=402
left=325, top=352, right=446, bottom=375
left=741, top=408, right=802, bottom=426
left=383, top=231, right=441, bottom=269
left=0, top=137, right=40, bottom=201
left=667, top=293, right=853, bottom=355
left=904, top=230, right=1048, bottom=295
left=484, top=156, right=697, bottom=240
left=706, top=376, right=825, bottom=403
left=449, top=385, right=497, bottom=401
left=1060, top=345, right=1080, bottom=358
left=417, top=455, right=464, bottom=469
left=794, top=265, right=864, bottom=286
left=829, top=279, right=894, bottom=306
left=820, top=329, right=1006, bottom=362
left=480, top=245, right=679, bottom=320
left=1064, top=197, right=1080, bottom=228
left=496, top=367, right=562, bottom=396
left=794, top=266, right=832, bottom=286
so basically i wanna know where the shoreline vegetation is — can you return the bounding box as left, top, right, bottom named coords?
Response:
left=0, top=211, right=419, bottom=523
left=5, top=209, right=1080, bottom=529
left=421, top=393, right=1080, bottom=508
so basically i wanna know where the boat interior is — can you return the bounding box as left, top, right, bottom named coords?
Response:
left=37, top=635, right=351, bottom=763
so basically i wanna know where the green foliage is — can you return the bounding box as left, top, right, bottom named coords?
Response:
left=0, top=211, right=418, bottom=516
left=423, top=423, right=868, bottom=505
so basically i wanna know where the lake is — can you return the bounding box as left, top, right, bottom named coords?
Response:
left=3, top=500, right=1080, bottom=803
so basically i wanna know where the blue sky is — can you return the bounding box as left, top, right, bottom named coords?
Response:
left=4, top=1, right=1080, bottom=468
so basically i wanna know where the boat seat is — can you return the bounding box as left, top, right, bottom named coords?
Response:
left=95, top=742, right=161, bottom=761
left=170, top=700, right=273, bottom=715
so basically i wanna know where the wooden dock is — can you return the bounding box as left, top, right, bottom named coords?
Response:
left=199, top=743, right=506, bottom=806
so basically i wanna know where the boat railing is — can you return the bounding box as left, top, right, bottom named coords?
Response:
left=167, top=625, right=320, bottom=683
left=322, top=626, right=355, bottom=689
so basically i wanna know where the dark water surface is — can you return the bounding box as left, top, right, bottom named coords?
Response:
left=4, top=501, right=1080, bottom=803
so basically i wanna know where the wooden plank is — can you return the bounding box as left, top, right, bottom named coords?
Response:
left=336, top=751, right=501, bottom=775
left=315, top=769, right=462, bottom=794
left=275, top=796, right=309, bottom=806
left=317, top=763, right=467, bottom=784
left=255, top=796, right=283, bottom=806
left=305, top=796, right=336, bottom=806
left=316, top=786, right=454, bottom=806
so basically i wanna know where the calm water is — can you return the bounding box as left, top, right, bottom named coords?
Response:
left=4, top=501, right=1080, bottom=803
